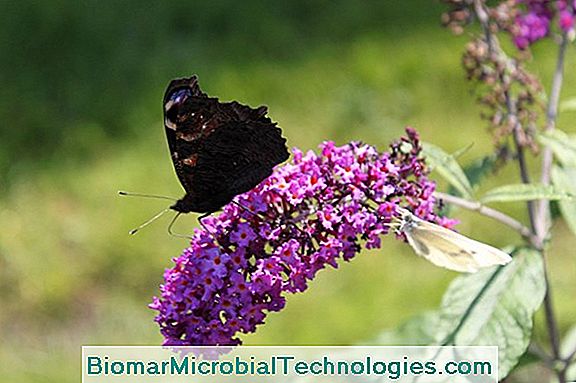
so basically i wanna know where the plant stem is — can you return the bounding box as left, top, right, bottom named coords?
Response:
left=470, top=2, right=569, bottom=382
left=535, top=33, right=569, bottom=242
left=536, top=33, right=569, bottom=369
left=473, top=0, right=539, bottom=235
left=528, top=343, right=555, bottom=369
left=510, top=108, right=539, bottom=235
left=543, top=263, right=561, bottom=360
left=434, top=191, right=535, bottom=243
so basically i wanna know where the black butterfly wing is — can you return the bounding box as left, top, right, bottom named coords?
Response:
left=200, top=118, right=289, bottom=196
left=178, top=118, right=287, bottom=213
left=163, top=76, right=289, bottom=214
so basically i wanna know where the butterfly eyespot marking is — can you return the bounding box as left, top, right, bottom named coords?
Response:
left=183, top=155, right=198, bottom=167
left=165, top=88, right=195, bottom=130
left=166, top=88, right=192, bottom=109
left=176, top=131, right=201, bottom=142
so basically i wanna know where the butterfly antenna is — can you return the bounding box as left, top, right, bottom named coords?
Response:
left=129, top=207, right=171, bottom=235
left=197, top=212, right=217, bottom=237
left=166, top=212, right=193, bottom=239
left=118, top=191, right=177, bottom=202
left=196, top=213, right=234, bottom=252
left=231, top=200, right=261, bottom=219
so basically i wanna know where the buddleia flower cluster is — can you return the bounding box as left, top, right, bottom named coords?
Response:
left=442, top=0, right=546, bottom=155
left=443, top=0, right=575, bottom=48
left=150, top=128, right=454, bottom=346
left=512, top=0, right=575, bottom=49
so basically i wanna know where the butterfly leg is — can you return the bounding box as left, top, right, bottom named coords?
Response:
left=197, top=213, right=232, bottom=253
left=166, top=211, right=226, bottom=244
left=231, top=200, right=262, bottom=219
left=197, top=212, right=215, bottom=235
left=167, top=212, right=193, bottom=240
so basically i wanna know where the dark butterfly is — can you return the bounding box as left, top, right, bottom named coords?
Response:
left=121, top=75, right=289, bottom=235
left=163, top=76, right=289, bottom=216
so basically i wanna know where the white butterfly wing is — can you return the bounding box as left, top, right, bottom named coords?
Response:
left=404, top=219, right=512, bottom=273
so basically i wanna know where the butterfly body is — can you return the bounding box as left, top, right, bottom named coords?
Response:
left=396, top=207, right=512, bottom=273
left=163, top=76, right=289, bottom=214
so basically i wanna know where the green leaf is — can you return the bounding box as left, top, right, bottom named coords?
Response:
left=444, top=156, right=497, bottom=214
left=538, top=130, right=576, bottom=167
left=423, top=142, right=474, bottom=199
left=451, top=142, right=475, bottom=160
left=370, top=312, right=439, bottom=345
left=560, top=97, right=576, bottom=112
left=551, top=166, right=576, bottom=237
left=480, top=184, right=573, bottom=203
left=561, top=326, right=576, bottom=382
left=464, top=155, right=497, bottom=188
left=515, top=349, right=541, bottom=370
left=433, top=248, right=546, bottom=378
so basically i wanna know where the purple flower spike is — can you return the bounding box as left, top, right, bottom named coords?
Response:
left=150, top=128, right=449, bottom=346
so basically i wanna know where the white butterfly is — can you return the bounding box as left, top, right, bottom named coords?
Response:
left=394, top=207, right=512, bottom=273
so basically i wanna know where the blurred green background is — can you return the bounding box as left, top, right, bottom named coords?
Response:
left=0, top=1, right=574, bottom=382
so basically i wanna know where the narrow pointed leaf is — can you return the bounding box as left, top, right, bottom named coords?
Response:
left=434, top=248, right=546, bottom=378
left=451, top=142, right=475, bottom=159
left=480, top=184, right=573, bottom=203
left=423, top=142, right=474, bottom=199
left=552, top=166, right=576, bottom=236
left=445, top=156, right=497, bottom=210
left=538, top=130, right=576, bottom=167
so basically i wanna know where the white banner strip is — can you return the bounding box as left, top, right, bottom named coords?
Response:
left=82, top=346, right=498, bottom=383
